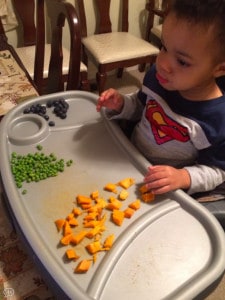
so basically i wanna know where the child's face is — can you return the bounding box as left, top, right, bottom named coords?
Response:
left=156, top=13, right=222, bottom=100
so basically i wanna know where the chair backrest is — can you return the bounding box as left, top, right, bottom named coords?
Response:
left=12, top=0, right=81, bottom=94
left=45, top=0, right=81, bottom=93
left=0, top=17, right=6, bottom=36
left=77, top=0, right=129, bottom=38
left=12, top=0, right=36, bottom=46
left=145, top=0, right=172, bottom=42
left=0, top=16, right=37, bottom=89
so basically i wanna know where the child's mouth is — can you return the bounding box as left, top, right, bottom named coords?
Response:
left=156, top=73, right=169, bottom=84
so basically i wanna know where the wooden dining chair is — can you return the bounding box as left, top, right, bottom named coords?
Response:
left=0, top=17, right=39, bottom=118
left=0, top=17, right=34, bottom=84
left=76, top=0, right=160, bottom=94
left=12, top=0, right=89, bottom=94
left=145, top=0, right=172, bottom=48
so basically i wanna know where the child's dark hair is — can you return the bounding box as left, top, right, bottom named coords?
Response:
left=170, top=0, right=225, bottom=58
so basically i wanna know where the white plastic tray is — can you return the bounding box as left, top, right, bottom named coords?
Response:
left=0, top=91, right=225, bottom=300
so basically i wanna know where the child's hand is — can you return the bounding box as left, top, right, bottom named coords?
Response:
left=96, top=88, right=124, bottom=112
left=143, top=165, right=191, bottom=194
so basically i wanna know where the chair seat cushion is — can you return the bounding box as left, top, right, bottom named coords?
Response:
left=82, top=32, right=159, bottom=64
left=151, top=24, right=162, bottom=39
left=15, top=44, right=87, bottom=79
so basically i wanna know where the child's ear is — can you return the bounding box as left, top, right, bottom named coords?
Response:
left=214, top=62, right=225, bottom=78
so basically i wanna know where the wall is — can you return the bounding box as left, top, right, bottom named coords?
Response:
left=5, top=0, right=151, bottom=79
left=6, top=0, right=149, bottom=49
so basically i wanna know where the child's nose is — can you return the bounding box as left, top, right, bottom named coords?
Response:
left=157, top=51, right=172, bottom=73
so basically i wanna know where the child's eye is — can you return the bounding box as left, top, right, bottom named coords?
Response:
left=177, top=58, right=190, bottom=67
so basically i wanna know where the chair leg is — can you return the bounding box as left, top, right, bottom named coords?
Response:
left=80, top=71, right=90, bottom=91
left=138, top=63, right=146, bottom=72
left=96, top=71, right=107, bottom=94
left=117, top=68, right=124, bottom=78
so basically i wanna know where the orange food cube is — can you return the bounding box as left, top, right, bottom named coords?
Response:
left=95, top=198, right=107, bottom=208
left=104, top=183, right=118, bottom=193
left=76, top=195, right=92, bottom=205
left=92, top=253, right=98, bottom=263
left=103, top=234, right=114, bottom=249
left=86, top=241, right=102, bottom=254
left=68, top=218, right=79, bottom=226
left=83, top=212, right=99, bottom=221
left=141, top=192, right=155, bottom=203
left=73, top=208, right=82, bottom=216
left=74, top=259, right=91, bottom=273
left=66, top=249, right=80, bottom=260
left=118, top=177, right=135, bottom=189
left=63, top=221, right=72, bottom=236
left=91, top=190, right=99, bottom=200
left=124, top=207, right=135, bottom=218
left=60, top=234, right=73, bottom=245
left=129, top=199, right=141, bottom=210
left=119, top=190, right=129, bottom=200
left=83, top=220, right=101, bottom=228
left=80, top=203, right=92, bottom=210
left=112, top=210, right=125, bottom=226
left=55, top=219, right=65, bottom=231
left=139, top=184, right=149, bottom=194
left=107, top=198, right=122, bottom=210
left=66, top=213, right=74, bottom=221
left=86, top=225, right=105, bottom=239
left=70, top=231, right=87, bottom=245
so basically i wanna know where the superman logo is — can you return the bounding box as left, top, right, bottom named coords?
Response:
left=145, top=99, right=190, bottom=145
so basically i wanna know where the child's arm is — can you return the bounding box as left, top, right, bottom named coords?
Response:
left=143, top=165, right=191, bottom=194
left=143, top=164, right=225, bottom=195
left=96, top=88, right=124, bottom=113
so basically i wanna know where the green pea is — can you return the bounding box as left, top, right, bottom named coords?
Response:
left=10, top=147, right=73, bottom=189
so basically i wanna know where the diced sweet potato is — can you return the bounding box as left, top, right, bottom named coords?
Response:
left=83, top=212, right=99, bottom=221
left=83, top=220, right=101, bottom=228
left=112, top=210, right=125, bottom=226
left=87, top=199, right=107, bottom=214
left=129, top=199, right=141, bottom=210
left=119, top=190, right=129, bottom=200
left=139, top=185, right=155, bottom=202
left=118, top=177, right=135, bottom=189
left=80, top=203, right=92, bottom=210
left=92, top=253, right=98, bottom=263
left=66, top=213, right=74, bottom=221
left=66, top=249, right=80, bottom=260
left=74, top=259, right=91, bottom=273
left=68, top=218, right=79, bottom=226
left=124, top=207, right=135, bottom=218
left=55, top=219, right=65, bottom=231
left=60, top=234, right=73, bottom=245
left=70, top=231, right=87, bottom=245
left=63, top=221, right=72, bottom=236
left=141, top=192, right=155, bottom=203
left=86, top=241, right=102, bottom=254
left=104, top=183, right=118, bottom=193
left=86, top=225, right=105, bottom=239
left=106, top=198, right=122, bottom=210
left=90, top=190, right=99, bottom=200
left=76, top=195, right=92, bottom=205
left=103, top=234, right=114, bottom=249
left=139, top=184, right=149, bottom=194
left=73, top=208, right=82, bottom=216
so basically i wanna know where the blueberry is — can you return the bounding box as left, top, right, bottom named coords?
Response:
left=48, top=121, right=55, bottom=126
left=23, top=108, right=30, bottom=114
